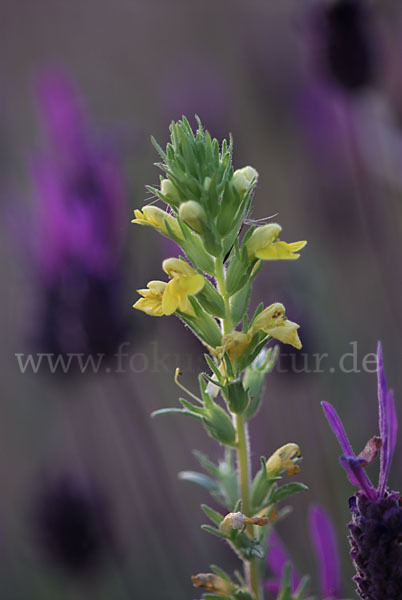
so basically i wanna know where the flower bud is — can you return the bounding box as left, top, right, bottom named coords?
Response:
left=179, top=200, right=206, bottom=233
left=232, top=166, right=258, bottom=196
left=224, top=380, right=249, bottom=414
left=160, top=178, right=180, bottom=204
left=266, top=443, right=302, bottom=479
left=192, top=573, right=235, bottom=595
left=247, top=224, right=282, bottom=258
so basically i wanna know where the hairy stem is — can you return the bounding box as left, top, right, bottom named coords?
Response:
left=215, top=257, right=260, bottom=600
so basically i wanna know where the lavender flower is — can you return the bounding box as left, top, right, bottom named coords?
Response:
left=30, top=69, right=129, bottom=358
left=309, top=505, right=342, bottom=600
left=33, top=475, right=113, bottom=575
left=265, top=505, right=341, bottom=599
left=320, top=0, right=377, bottom=93
left=322, top=342, right=401, bottom=600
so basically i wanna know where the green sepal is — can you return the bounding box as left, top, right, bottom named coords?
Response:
left=250, top=457, right=271, bottom=512
left=197, top=279, right=226, bottom=318
left=203, top=595, right=232, bottom=600
left=223, top=380, right=249, bottom=414
left=202, top=401, right=237, bottom=447
left=235, top=331, right=269, bottom=372
left=177, top=300, right=222, bottom=348
left=234, top=533, right=265, bottom=560
left=178, top=471, right=220, bottom=493
left=271, top=482, right=309, bottom=503
left=230, top=281, right=251, bottom=326
left=226, top=243, right=252, bottom=296
left=204, top=354, right=224, bottom=385
left=179, top=398, right=205, bottom=414
left=243, top=346, right=279, bottom=420
left=164, top=218, right=215, bottom=275
left=210, top=565, right=233, bottom=583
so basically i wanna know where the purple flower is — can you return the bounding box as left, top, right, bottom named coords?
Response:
left=322, top=342, right=402, bottom=600
left=309, top=504, right=342, bottom=600
left=28, top=68, right=130, bottom=358
left=265, top=505, right=341, bottom=598
left=33, top=474, right=114, bottom=575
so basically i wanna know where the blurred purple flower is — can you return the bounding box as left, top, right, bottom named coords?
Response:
left=265, top=506, right=341, bottom=599
left=316, top=0, right=378, bottom=94
left=322, top=342, right=402, bottom=600
left=265, top=530, right=300, bottom=596
left=33, top=474, right=114, bottom=576
left=29, top=68, right=130, bottom=358
left=309, top=505, right=342, bottom=600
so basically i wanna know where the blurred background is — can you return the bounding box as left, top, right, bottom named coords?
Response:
left=1, top=0, right=402, bottom=598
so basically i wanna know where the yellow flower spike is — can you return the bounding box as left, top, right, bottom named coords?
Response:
left=162, top=258, right=205, bottom=316
left=252, top=302, right=302, bottom=350
left=131, top=205, right=184, bottom=240
left=191, top=573, right=235, bottom=595
left=216, top=331, right=252, bottom=362
left=247, top=223, right=307, bottom=261
left=266, top=443, right=302, bottom=479
left=133, top=280, right=167, bottom=317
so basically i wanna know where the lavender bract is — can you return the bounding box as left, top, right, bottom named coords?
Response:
left=265, top=505, right=341, bottom=599
left=322, top=342, right=402, bottom=600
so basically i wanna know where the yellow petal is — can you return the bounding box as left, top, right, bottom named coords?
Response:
left=256, top=240, right=307, bottom=260
left=253, top=303, right=286, bottom=331
left=163, top=257, right=195, bottom=278
left=161, top=279, right=180, bottom=315
left=181, top=274, right=205, bottom=295
left=267, top=320, right=302, bottom=350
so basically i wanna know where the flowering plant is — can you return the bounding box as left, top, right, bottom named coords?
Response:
left=132, top=117, right=309, bottom=599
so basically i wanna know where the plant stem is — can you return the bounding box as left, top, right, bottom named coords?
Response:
left=236, top=414, right=260, bottom=600
left=215, top=257, right=260, bottom=600
left=214, top=258, right=233, bottom=335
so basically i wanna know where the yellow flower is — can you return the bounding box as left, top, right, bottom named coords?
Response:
left=266, top=443, right=302, bottom=479
left=133, top=280, right=167, bottom=317
left=247, top=223, right=306, bottom=261
left=216, top=331, right=252, bottom=361
left=191, top=573, right=235, bottom=595
left=132, top=205, right=183, bottom=239
left=162, top=258, right=205, bottom=316
left=252, top=302, right=302, bottom=350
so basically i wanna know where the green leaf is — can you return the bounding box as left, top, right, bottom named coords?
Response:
left=151, top=408, right=202, bottom=421
left=272, top=482, right=309, bottom=503
left=178, top=471, right=219, bottom=492
left=193, top=450, right=221, bottom=479
left=201, top=504, right=224, bottom=526
left=201, top=524, right=228, bottom=539
left=210, top=565, right=233, bottom=583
